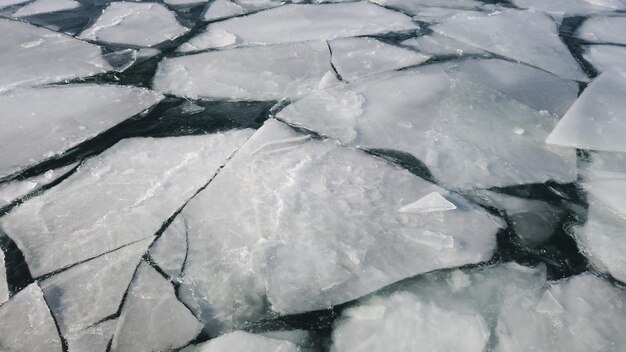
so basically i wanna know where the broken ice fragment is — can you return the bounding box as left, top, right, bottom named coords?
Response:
left=511, top=0, right=621, bottom=16
left=578, top=16, right=626, bottom=45
left=66, top=320, right=117, bottom=352
left=0, top=250, right=7, bottom=305
left=583, top=45, right=626, bottom=74
left=370, top=0, right=482, bottom=15
left=202, top=0, right=246, bottom=21
left=398, top=192, right=456, bottom=213
left=183, top=331, right=301, bottom=352
left=182, top=3, right=416, bottom=50
left=12, top=0, right=80, bottom=17
left=0, top=163, right=78, bottom=208
left=149, top=216, right=187, bottom=279
left=400, top=33, right=487, bottom=57
left=0, top=84, right=162, bottom=180
left=0, top=129, right=253, bottom=277
left=154, top=41, right=338, bottom=101
left=546, top=71, right=626, bottom=153
left=0, top=283, right=63, bottom=352
left=433, top=9, right=589, bottom=81
left=110, top=263, right=203, bottom=352
left=80, top=2, right=189, bottom=47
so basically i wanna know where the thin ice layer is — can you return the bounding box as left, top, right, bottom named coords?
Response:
left=583, top=45, right=626, bottom=73
left=181, top=3, right=416, bottom=50
left=0, top=283, right=63, bottom=352
left=0, top=163, right=78, bottom=208
left=177, top=119, right=500, bottom=334
left=80, top=2, right=188, bottom=47
left=154, top=41, right=337, bottom=101
left=278, top=68, right=577, bottom=189
left=39, top=239, right=151, bottom=334
left=433, top=9, right=589, bottom=81
left=0, top=130, right=253, bottom=277
left=546, top=71, right=626, bottom=152
left=0, top=250, right=7, bottom=305
left=110, top=263, right=203, bottom=352
left=0, top=84, right=162, bottom=180
left=578, top=16, right=626, bottom=45
left=329, top=37, right=430, bottom=82
left=13, top=0, right=80, bottom=17
left=0, top=19, right=111, bottom=91
left=183, top=331, right=300, bottom=352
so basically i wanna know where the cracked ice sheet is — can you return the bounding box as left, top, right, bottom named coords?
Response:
left=176, top=119, right=501, bottom=334
left=183, top=331, right=300, bottom=352
left=332, top=263, right=626, bottom=352
left=110, top=262, right=202, bottom=352
left=433, top=9, right=589, bottom=82
left=0, top=19, right=111, bottom=91
left=154, top=41, right=338, bottom=101
left=511, top=0, right=624, bottom=16
left=278, top=68, right=577, bottom=189
left=0, top=84, right=162, bottom=180
left=0, top=129, right=253, bottom=277
left=547, top=71, right=626, bottom=153
left=179, top=2, right=416, bottom=51
left=328, top=37, right=430, bottom=82
left=13, top=0, right=80, bottom=17
left=577, top=16, right=626, bottom=45
left=79, top=2, right=188, bottom=47
left=0, top=283, right=62, bottom=352
left=0, top=163, right=78, bottom=208
left=583, top=45, right=626, bottom=73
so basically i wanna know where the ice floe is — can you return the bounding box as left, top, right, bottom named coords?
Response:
left=66, top=319, right=118, bottom=352
left=370, top=0, right=482, bottom=15
left=278, top=68, right=577, bottom=189
left=0, top=163, right=77, bottom=208
left=80, top=2, right=189, bottom=47
left=400, top=33, right=487, bottom=57
left=578, top=16, right=626, bottom=45
left=175, top=119, right=501, bottom=334
left=0, top=130, right=253, bottom=277
left=202, top=0, right=245, bottom=21
left=511, top=0, right=623, bottom=16
left=149, top=216, right=187, bottom=279
left=183, top=331, right=300, bottom=352
left=13, top=0, right=80, bottom=17
left=583, top=45, right=626, bottom=73
left=0, top=84, right=163, bottom=180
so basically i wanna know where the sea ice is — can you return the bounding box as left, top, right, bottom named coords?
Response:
left=80, top=2, right=189, bottom=47
left=176, top=119, right=500, bottom=334
left=0, top=130, right=253, bottom=276
left=183, top=331, right=300, bottom=352
left=0, top=250, right=7, bottom=305
left=66, top=320, right=117, bottom=352
left=511, top=0, right=621, bottom=16
left=370, top=0, right=481, bottom=15
left=433, top=9, right=589, bottom=81
left=578, top=16, right=626, bottom=45
left=0, top=163, right=77, bottom=208
left=154, top=41, right=337, bottom=101
left=546, top=71, right=626, bottom=153
left=13, top=0, right=80, bottom=17
left=329, top=37, right=430, bottom=82
left=400, top=33, right=487, bottom=57
left=202, top=0, right=245, bottom=21
left=0, top=84, right=163, bottom=180
left=149, top=216, right=187, bottom=279
left=583, top=45, right=626, bottom=73
left=278, top=68, right=577, bottom=189
left=0, top=0, right=29, bottom=8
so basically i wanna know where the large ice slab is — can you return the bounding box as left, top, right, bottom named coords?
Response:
left=0, top=250, right=7, bottom=305
left=0, top=283, right=63, bottom=352
left=329, top=37, right=430, bottom=82
left=180, top=3, right=416, bottom=51
left=278, top=68, right=577, bottom=189
left=546, top=71, right=626, bottom=152
left=13, top=0, right=80, bottom=17
left=184, top=331, right=300, bottom=352
left=433, top=9, right=589, bottom=82
left=80, top=2, right=189, bottom=47
left=578, top=16, right=626, bottom=45
left=40, top=239, right=151, bottom=335
left=0, top=19, right=111, bottom=91
left=110, top=262, right=203, bottom=352
left=154, top=41, right=337, bottom=101
left=0, top=163, right=77, bottom=208
left=0, top=130, right=253, bottom=277
left=0, top=84, right=162, bottom=180
left=583, top=45, right=626, bottom=73
left=176, top=119, right=501, bottom=334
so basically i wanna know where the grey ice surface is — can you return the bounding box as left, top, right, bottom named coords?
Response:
left=583, top=45, right=626, bottom=73
left=0, top=251, right=7, bottom=305
left=0, top=163, right=78, bottom=208
left=184, top=331, right=301, bottom=352
left=577, top=16, right=626, bottom=45
left=13, top=0, right=80, bottom=17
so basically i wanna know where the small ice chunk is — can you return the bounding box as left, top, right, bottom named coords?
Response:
left=80, top=2, right=189, bottom=47
left=13, top=0, right=80, bottom=17
left=0, top=163, right=77, bottom=208
left=583, top=45, right=626, bottom=74
left=400, top=33, right=487, bottom=56
left=149, top=216, right=187, bottom=279
left=0, top=19, right=111, bottom=91
left=398, top=191, right=456, bottom=213
left=329, top=37, right=430, bottom=82
left=202, top=0, right=245, bottom=21
left=66, top=319, right=117, bottom=352
left=154, top=41, right=338, bottom=101
left=578, top=16, right=626, bottom=45
left=0, top=283, right=62, bottom=352
left=103, top=49, right=138, bottom=73
left=433, top=9, right=589, bottom=81
left=0, top=251, right=7, bottom=305
left=182, top=3, right=416, bottom=50
left=546, top=71, right=626, bottom=153
left=183, top=331, right=300, bottom=352
left=110, top=263, right=203, bottom=352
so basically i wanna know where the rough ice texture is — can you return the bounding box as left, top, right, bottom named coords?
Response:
left=400, top=34, right=487, bottom=57
left=547, top=71, right=626, bottom=153
left=370, top=0, right=482, bottom=15
left=328, top=37, right=430, bottom=82
left=512, top=0, right=622, bottom=15
left=39, top=239, right=151, bottom=335
left=0, top=19, right=111, bottom=91
left=149, top=216, right=187, bottom=279
left=181, top=2, right=416, bottom=50
left=184, top=331, right=301, bottom=352
left=0, top=251, right=7, bottom=305
left=583, top=45, right=626, bottom=73
left=442, top=59, right=579, bottom=116
left=176, top=119, right=500, bottom=334
left=80, top=2, right=189, bottom=47
left=202, top=0, right=245, bottom=21
left=0, top=283, right=63, bottom=352
left=13, top=0, right=80, bottom=17
left=0, top=84, right=162, bottom=180
left=0, top=163, right=78, bottom=208
left=578, top=16, right=626, bottom=45
left=433, top=9, right=589, bottom=82
left=278, top=68, right=577, bottom=189
left=154, top=41, right=337, bottom=101
left=66, top=320, right=117, bottom=352
left=0, top=130, right=253, bottom=277
left=110, top=263, right=203, bottom=352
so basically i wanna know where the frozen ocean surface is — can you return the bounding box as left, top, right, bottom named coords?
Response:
left=0, top=0, right=625, bottom=351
